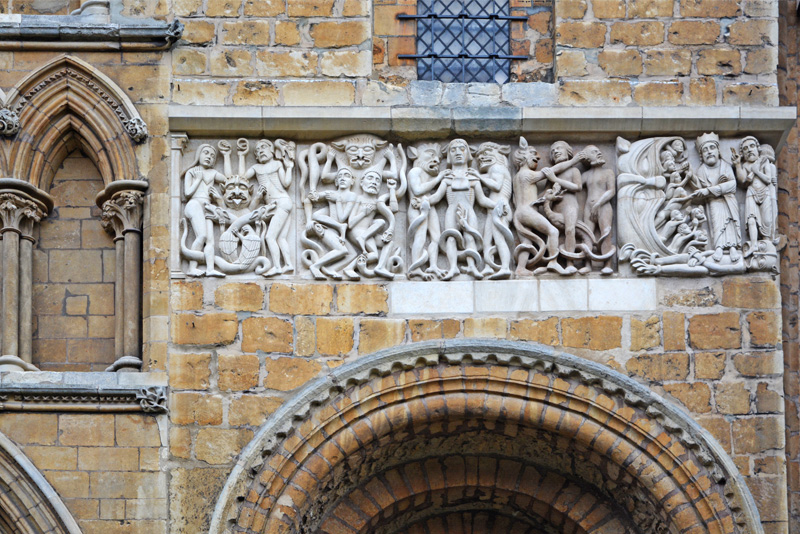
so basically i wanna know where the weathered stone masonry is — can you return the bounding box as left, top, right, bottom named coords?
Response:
left=0, top=0, right=792, bottom=533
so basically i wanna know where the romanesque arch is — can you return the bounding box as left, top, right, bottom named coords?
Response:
left=0, top=432, right=81, bottom=534
left=210, top=339, right=763, bottom=534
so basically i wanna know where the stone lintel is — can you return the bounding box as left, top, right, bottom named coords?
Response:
left=168, top=105, right=797, bottom=148
left=0, top=16, right=181, bottom=50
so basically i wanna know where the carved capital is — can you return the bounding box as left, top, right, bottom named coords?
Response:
left=0, top=179, right=52, bottom=238
left=101, top=190, right=145, bottom=238
left=0, top=193, right=45, bottom=237
left=96, top=180, right=149, bottom=238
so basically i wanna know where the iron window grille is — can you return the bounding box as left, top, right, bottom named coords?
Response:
left=397, top=0, right=527, bottom=83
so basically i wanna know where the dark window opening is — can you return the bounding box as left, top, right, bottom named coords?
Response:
left=398, top=0, right=527, bottom=83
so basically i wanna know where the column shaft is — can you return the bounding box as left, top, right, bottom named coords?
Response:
left=18, top=237, right=33, bottom=363
left=114, top=239, right=125, bottom=361
left=2, top=231, right=19, bottom=357
left=123, top=230, right=142, bottom=359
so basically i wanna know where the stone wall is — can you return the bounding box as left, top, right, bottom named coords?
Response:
left=32, top=152, right=116, bottom=372
left=0, top=410, right=166, bottom=533
left=167, top=275, right=787, bottom=531
left=0, top=0, right=791, bottom=533
left=777, top=2, right=800, bottom=532
left=169, top=0, right=779, bottom=107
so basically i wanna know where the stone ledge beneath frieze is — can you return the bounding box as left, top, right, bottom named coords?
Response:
left=389, top=278, right=657, bottom=314
left=0, top=372, right=167, bottom=413
left=168, top=105, right=796, bottom=146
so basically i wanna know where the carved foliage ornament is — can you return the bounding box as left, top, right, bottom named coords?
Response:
left=177, top=133, right=779, bottom=280
left=0, top=107, right=20, bottom=137
left=101, top=190, right=145, bottom=238
left=0, top=193, right=45, bottom=236
left=617, top=133, right=779, bottom=276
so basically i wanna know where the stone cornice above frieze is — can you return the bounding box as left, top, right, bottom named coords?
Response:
left=168, top=105, right=796, bottom=148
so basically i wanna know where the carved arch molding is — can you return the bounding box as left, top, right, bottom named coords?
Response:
left=0, top=432, right=81, bottom=533
left=211, top=339, right=763, bottom=534
left=0, top=54, right=148, bottom=372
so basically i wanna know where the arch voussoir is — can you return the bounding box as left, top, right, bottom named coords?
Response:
left=211, top=340, right=763, bottom=534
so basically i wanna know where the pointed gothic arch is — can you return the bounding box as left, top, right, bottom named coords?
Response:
left=0, top=432, right=81, bottom=534
left=211, top=339, right=763, bottom=534
left=5, top=54, right=145, bottom=189
left=0, top=54, right=148, bottom=373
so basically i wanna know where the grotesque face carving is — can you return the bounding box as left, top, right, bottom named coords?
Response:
left=476, top=143, right=508, bottom=172
left=741, top=137, right=759, bottom=163
left=700, top=142, right=719, bottom=166
left=256, top=141, right=274, bottom=164
left=199, top=145, right=217, bottom=168
left=361, top=171, right=382, bottom=195
left=414, top=144, right=441, bottom=175
left=550, top=141, right=572, bottom=165
left=223, top=176, right=251, bottom=208
left=345, top=141, right=376, bottom=169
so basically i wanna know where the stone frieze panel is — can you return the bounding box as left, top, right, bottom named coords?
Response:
left=617, top=133, right=779, bottom=276
left=172, top=132, right=779, bottom=280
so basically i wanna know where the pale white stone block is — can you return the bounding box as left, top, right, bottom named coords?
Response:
left=391, top=281, right=473, bottom=314
left=588, top=278, right=657, bottom=311
left=475, top=280, right=538, bottom=313
left=539, top=279, right=588, bottom=311
left=0, top=371, right=63, bottom=384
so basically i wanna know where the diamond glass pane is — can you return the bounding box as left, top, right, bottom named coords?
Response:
left=414, top=0, right=513, bottom=83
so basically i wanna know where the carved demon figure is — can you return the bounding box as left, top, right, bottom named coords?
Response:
left=299, top=134, right=406, bottom=280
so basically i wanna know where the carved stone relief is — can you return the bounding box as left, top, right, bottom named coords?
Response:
left=180, top=139, right=296, bottom=278
left=618, top=133, right=780, bottom=276
left=175, top=133, right=779, bottom=280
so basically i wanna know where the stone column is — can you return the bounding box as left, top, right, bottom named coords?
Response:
left=98, top=180, right=148, bottom=372
left=0, top=179, right=52, bottom=372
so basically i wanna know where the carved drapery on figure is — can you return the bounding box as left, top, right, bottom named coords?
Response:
left=98, top=180, right=148, bottom=372
left=618, top=133, right=780, bottom=276
left=0, top=179, right=52, bottom=371
left=176, top=133, right=780, bottom=280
